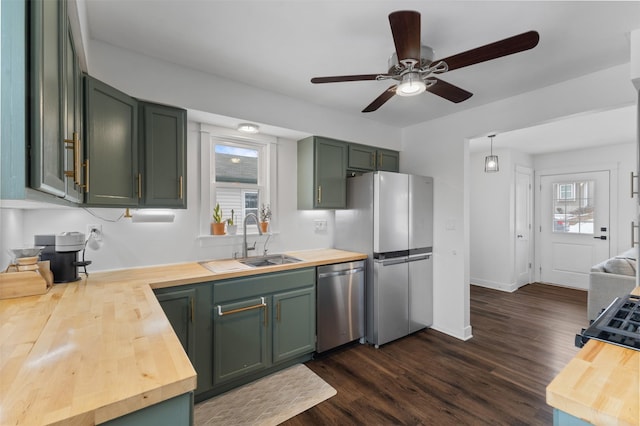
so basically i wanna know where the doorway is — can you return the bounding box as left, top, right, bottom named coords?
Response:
left=515, top=166, right=533, bottom=288
left=538, top=170, right=611, bottom=289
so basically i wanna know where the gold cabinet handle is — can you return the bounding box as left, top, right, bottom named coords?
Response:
left=190, top=297, right=194, bottom=323
left=82, top=159, right=89, bottom=193
left=378, top=153, right=383, bottom=168
left=179, top=176, right=183, bottom=200
left=276, top=301, right=281, bottom=322
left=217, top=297, right=266, bottom=316
left=370, top=152, right=375, bottom=168
left=64, top=132, right=81, bottom=184
left=137, top=173, right=142, bottom=199
left=317, top=185, right=322, bottom=204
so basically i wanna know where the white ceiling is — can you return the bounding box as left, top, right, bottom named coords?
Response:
left=83, top=1, right=639, bottom=151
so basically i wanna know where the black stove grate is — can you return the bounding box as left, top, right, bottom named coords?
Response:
left=576, top=294, right=640, bottom=351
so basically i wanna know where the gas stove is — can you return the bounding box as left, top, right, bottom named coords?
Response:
left=576, top=294, right=640, bottom=351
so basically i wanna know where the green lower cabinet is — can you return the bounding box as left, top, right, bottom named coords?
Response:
left=553, top=409, right=593, bottom=426
left=212, top=296, right=269, bottom=385
left=272, top=287, right=315, bottom=363
left=100, top=392, right=193, bottom=426
left=155, top=288, right=196, bottom=360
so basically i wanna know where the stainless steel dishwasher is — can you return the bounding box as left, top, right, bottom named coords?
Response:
left=316, top=260, right=366, bottom=353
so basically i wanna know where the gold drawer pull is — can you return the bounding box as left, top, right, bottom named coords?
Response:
left=179, top=176, right=183, bottom=200
left=317, top=185, right=322, bottom=204
left=82, top=159, right=89, bottom=193
left=217, top=297, right=266, bottom=316
left=137, top=173, right=142, bottom=199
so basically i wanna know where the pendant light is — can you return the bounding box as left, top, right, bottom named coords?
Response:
left=484, top=134, right=499, bottom=173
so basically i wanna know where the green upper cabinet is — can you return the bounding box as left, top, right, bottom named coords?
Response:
left=272, top=286, right=315, bottom=364
left=347, top=144, right=377, bottom=172
left=139, top=102, right=187, bottom=208
left=63, top=19, right=84, bottom=203
left=30, top=0, right=64, bottom=197
left=376, top=148, right=400, bottom=172
left=84, top=76, right=139, bottom=206
left=347, top=144, right=400, bottom=173
left=298, top=136, right=347, bottom=209
left=30, top=0, right=83, bottom=201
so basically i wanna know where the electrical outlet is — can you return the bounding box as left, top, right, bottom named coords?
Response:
left=87, top=224, right=103, bottom=241
left=313, top=219, right=328, bottom=232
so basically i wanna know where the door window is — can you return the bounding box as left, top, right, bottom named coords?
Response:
left=552, top=180, right=594, bottom=234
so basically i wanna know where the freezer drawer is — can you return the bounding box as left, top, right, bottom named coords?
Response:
left=316, top=261, right=365, bottom=353
left=371, top=257, right=410, bottom=346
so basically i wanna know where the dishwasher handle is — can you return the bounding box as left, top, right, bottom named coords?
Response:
left=318, top=267, right=365, bottom=279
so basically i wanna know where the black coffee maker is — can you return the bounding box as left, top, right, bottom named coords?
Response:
left=35, top=233, right=91, bottom=283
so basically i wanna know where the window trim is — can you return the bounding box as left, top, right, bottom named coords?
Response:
left=199, top=123, right=278, bottom=238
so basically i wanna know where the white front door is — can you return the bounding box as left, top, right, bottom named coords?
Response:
left=539, top=171, right=610, bottom=289
left=515, top=167, right=533, bottom=288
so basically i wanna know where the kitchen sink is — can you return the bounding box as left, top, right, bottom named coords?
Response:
left=239, top=254, right=303, bottom=267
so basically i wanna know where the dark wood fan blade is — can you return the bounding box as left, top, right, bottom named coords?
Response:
left=434, top=31, right=539, bottom=72
left=426, top=78, right=473, bottom=103
left=388, top=10, right=421, bottom=62
left=362, top=85, right=397, bottom=112
left=311, top=74, right=381, bottom=83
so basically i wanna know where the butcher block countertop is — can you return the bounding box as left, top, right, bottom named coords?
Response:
left=0, top=248, right=366, bottom=425
left=546, top=286, right=640, bottom=426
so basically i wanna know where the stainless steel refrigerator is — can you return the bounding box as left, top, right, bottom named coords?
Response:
left=335, top=171, right=433, bottom=347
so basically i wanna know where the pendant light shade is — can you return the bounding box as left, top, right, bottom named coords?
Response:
left=484, top=134, right=499, bottom=173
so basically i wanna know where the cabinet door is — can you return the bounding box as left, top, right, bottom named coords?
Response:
left=213, top=297, right=269, bottom=385
left=314, top=138, right=347, bottom=208
left=30, top=0, right=66, bottom=197
left=84, top=76, right=139, bottom=206
left=348, top=144, right=376, bottom=171
left=156, top=288, right=196, bottom=360
left=140, top=102, right=186, bottom=208
left=63, top=21, right=84, bottom=203
left=272, top=286, right=315, bottom=364
left=376, top=149, right=400, bottom=172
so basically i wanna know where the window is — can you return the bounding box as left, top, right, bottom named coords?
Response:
left=199, top=124, right=277, bottom=237
left=213, top=141, right=266, bottom=226
left=552, top=180, right=594, bottom=234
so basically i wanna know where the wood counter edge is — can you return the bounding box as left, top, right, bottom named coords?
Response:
left=545, top=285, right=640, bottom=426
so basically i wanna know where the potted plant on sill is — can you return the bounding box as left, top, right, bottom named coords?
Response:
left=259, top=204, right=271, bottom=233
left=211, top=203, right=225, bottom=235
left=227, top=209, right=237, bottom=235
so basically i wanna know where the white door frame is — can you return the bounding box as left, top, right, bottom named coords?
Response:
left=534, top=162, right=619, bottom=284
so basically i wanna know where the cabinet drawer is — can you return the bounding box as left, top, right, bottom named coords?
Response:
left=213, top=268, right=314, bottom=304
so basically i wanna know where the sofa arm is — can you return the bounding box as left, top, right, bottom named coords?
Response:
left=588, top=272, right=636, bottom=321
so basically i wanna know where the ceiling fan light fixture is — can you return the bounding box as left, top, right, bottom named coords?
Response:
left=396, top=72, right=426, bottom=97
left=237, top=123, right=259, bottom=133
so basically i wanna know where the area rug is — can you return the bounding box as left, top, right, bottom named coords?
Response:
left=194, top=364, right=336, bottom=425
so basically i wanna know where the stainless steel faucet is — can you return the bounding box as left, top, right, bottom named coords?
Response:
left=242, top=213, right=263, bottom=258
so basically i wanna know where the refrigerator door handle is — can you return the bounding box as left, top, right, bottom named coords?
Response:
left=377, top=257, right=408, bottom=266
left=407, top=254, right=430, bottom=262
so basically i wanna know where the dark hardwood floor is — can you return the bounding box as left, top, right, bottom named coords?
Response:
left=283, top=283, right=587, bottom=426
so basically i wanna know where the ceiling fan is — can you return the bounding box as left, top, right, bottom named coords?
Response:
left=310, top=10, right=539, bottom=113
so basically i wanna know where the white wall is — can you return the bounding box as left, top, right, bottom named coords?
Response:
left=470, top=148, right=533, bottom=291
left=400, top=63, right=636, bottom=341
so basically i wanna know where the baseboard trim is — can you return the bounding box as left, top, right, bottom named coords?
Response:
left=471, top=278, right=520, bottom=293
left=431, top=324, right=474, bottom=341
